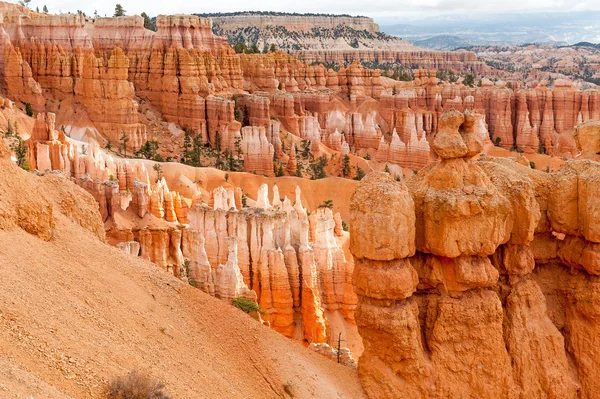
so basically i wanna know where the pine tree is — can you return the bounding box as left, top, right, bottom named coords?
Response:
left=119, top=132, right=129, bottom=157
left=341, top=154, right=351, bottom=177
left=353, top=166, right=365, bottom=181
left=141, top=12, right=155, bottom=30
left=43, top=4, right=48, bottom=13
left=214, top=130, right=221, bottom=151
left=113, top=4, right=125, bottom=17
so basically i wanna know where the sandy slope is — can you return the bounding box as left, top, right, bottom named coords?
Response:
left=0, top=143, right=365, bottom=398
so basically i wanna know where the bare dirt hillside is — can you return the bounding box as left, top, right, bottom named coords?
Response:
left=0, top=140, right=365, bottom=399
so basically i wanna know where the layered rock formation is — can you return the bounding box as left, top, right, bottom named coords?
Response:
left=2, top=1, right=598, bottom=172
left=0, top=3, right=241, bottom=149
left=209, top=12, right=487, bottom=74
left=350, top=108, right=600, bottom=398
left=124, top=182, right=357, bottom=344
left=29, top=127, right=357, bottom=346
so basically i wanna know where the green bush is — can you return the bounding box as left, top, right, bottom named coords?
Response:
left=232, top=297, right=264, bottom=314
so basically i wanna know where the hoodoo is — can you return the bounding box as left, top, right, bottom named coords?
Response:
left=350, top=109, right=600, bottom=398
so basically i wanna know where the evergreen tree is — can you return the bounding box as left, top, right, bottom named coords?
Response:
left=135, top=140, right=161, bottom=160
left=140, top=12, right=155, bottom=30
left=182, top=131, right=192, bottom=163
left=113, top=4, right=126, bottom=17
left=43, top=4, right=48, bottom=13
left=463, top=74, right=475, bottom=87
left=341, top=154, right=351, bottom=177
left=25, top=103, right=33, bottom=117
left=233, top=41, right=247, bottom=54
left=354, top=166, right=365, bottom=181
left=214, top=130, right=221, bottom=151
left=309, top=155, right=328, bottom=180
left=119, top=132, right=129, bottom=157
left=295, top=163, right=303, bottom=178
left=234, top=135, right=243, bottom=160
left=318, top=199, right=334, bottom=209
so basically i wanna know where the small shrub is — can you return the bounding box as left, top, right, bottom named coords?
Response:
left=283, top=381, right=296, bottom=397
left=529, top=161, right=536, bottom=169
left=318, top=199, right=334, bottom=209
left=25, top=102, right=33, bottom=117
left=232, top=297, right=264, bottom=314
left=224, top=173, right=229, bottom=182
left=105, top=371, right=171, bottom=399
left=342, top=221, right=349, bottom=232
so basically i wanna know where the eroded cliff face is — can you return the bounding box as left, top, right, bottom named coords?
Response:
left=22, top=117, right=358, bottom=349
left=1, top=2, right=597, bottom=172
left=209, top=13, right=487, bottom=74
left=350, top=108, right=600, bottom=398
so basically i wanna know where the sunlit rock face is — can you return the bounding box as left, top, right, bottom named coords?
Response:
left=350, top=108, right=600, bottom=399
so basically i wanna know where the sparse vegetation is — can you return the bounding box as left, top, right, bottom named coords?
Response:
left=105, top=371, right=171, bottom=399
left=309, top=155, right=328, bottom=180
left=119, top=132, right=130, bottom=158
left=463, top=74, right=475, bottom=87
left=113, top=3, right=126, bottom=17
left=341, top=154, right=351, bottom=178
left=538, top=142, right=546, bottom=154
left=2, top=121, right=30, bottom=171
left=136, top=140, right=163, bottom=161
left=318, top=199, right=334, bottom=209
left=283, top=381, right=297, bottom=397
left=353, top=166, right=365, bottom=181
left=232, top=297, right=264, bottom=314
left=153, top=164, right=163, bottom=182
left=141, top=12, right=156, bottom=31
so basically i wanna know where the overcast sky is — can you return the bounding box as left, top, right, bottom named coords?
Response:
left=20, top=0, right=600, bottom=22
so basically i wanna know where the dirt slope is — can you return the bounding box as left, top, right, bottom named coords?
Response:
left=0, top=141, right=365, bottom=399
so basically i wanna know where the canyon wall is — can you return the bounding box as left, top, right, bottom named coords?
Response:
left=2, top=2, right=597, bottom=170
left=0, top=3, right=242, bottom=149
left=209, top=12, right=487, bottom=74
left=350, top=108, right=600, bottom=398
left=209, top=14, right=380, bottom=33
